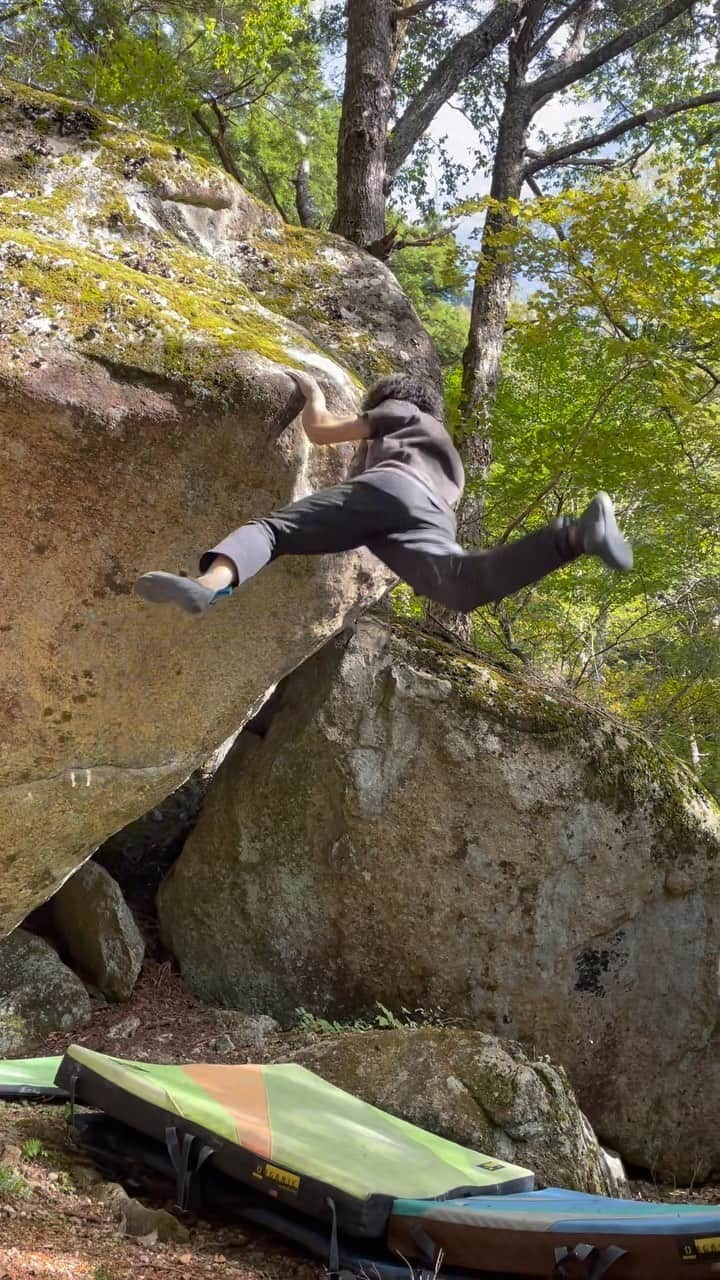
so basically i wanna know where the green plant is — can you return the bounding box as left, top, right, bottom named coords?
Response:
left=21, top=1137, right=47, bottom=1161
left=0, top=1167, right=30, bottom=1198
left=294, top=1002, right=450, bottom=1034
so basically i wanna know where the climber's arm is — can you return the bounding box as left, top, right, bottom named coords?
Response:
left=289, top=371, right=370, bottom=445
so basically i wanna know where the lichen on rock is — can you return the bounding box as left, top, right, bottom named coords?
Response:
left=282, top=1028, right=625, bottom=1196
left=0, top=79, right=435, bottom=935
left=0, top=80, right=434, bottom=397
left=158, top=615, right=720, bottom=1182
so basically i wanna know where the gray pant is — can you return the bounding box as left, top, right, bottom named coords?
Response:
left=200, top=473, right=575, bottom=614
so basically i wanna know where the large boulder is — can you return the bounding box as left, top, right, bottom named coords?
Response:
left=51, top=861, right=145, bottom=1000
left=282, top=1029, right=624, bottom=1196
left=159, top=617, right=720, bottom=1181
left=0, top=82, right=435, bottom=933
left=0, top=928, right=91, bottom=1053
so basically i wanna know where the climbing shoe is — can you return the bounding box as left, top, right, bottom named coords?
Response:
left=574, top=492, right=633, bottom=571
left=135, top=572, right=233, bottom=615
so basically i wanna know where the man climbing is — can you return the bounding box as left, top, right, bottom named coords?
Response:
left=135, top=369, right=632, bottom=615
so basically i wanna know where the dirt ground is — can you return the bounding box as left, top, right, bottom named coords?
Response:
left=0, top=964, right=320, bottom=1280
left=2, top=963, right=717, bottom=1280
left=0, top=1098, right=322, bottom=1280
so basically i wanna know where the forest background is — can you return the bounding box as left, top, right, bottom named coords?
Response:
left=2, top=0, right=718, bottom=791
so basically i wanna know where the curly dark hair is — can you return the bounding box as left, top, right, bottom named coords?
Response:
left=361, top=372, right=445, bottom=421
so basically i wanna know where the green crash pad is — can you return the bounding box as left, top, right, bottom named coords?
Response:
left=56, top=1044, right=534, bottom=1235
left=0, top=1056, right=66, bottom=1100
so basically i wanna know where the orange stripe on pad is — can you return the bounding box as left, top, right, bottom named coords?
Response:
left=182, top=1064, right=271, bottom=1160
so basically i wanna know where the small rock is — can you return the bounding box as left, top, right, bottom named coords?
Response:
left=132, top=1229, right=158, bottom=1246
left=92, top=1181, right=188, bottom=1242
left=22, top=315, right=53, bottom=335
left=209, top=1033, right=235, bottom=1054
left=0, top=1144, right=22, bottom=1169
left=91, top=1181, right=129, bottom=1207
left=121, top=1201, right=190, bottom=1243
left=69, top=1163, right=104, bottom=1190
left=214, top=1011, right=280, bottom=1050
left=107, top=1014, right=141, bottom=1040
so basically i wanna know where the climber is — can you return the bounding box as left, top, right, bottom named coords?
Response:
left=134, top=369, right=632, bottom=616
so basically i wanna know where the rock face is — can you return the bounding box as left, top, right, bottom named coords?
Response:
left=159, top=617, right=720, bottom=1181
left=282, top=1029, right=623, bottom=1196
left=0, top=82, right=435, bottom=933
left=51, top=861, right=145, bottom=1000
left=0, top=928, right=91, bottom=1053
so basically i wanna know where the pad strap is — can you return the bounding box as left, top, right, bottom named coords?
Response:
left=553, top=1243, right=627, bottom=1279
left=165, top=1127, right=214, bottom=1211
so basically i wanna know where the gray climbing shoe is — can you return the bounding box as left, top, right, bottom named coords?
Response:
left=135, top=572, right=233, bottom=615
left=575, top=492, right=633, bottom=571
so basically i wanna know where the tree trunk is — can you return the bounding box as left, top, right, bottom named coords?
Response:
left=192, top=103, right=245, bottom=186
left=332, top=0, right=396, bottom=246
left=459, top=87, right=532, bottom=480
left=435, top=8, right=543, bottom=644
left=294, top=158, right=320, bottom=228
left=689, top=718, right=702, bottom=772
left=587, top=604, right=609, bottom=686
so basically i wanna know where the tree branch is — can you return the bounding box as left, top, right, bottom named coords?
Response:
left=525, top=172, right=635, bottom=340
left=510, top=0, right=548, bottom=81
left=694, top=360, right=720, bottom=388
left=256, top=163, right=291, bottom=222
left=546, top=0, right=596, bottom=74
left=529, top=0, right=590, bottom=59
left=526, top=89, right=720, bottom=173
left=529, top=0, right=697, bottom=103
left=392, top=224, right=459, bottom=252
left=571, top=605, right=655, bottom=688
left=392, top=0, right=442, bottom=19
left=524, top=171, right=566, bottom=235
left=192, top=102, right=244, bottom=185
left=0, top=0, right=37, bottom=21
left=212, top=76, right=259, bottom=103
left=386, top=0, right=523, bottom=178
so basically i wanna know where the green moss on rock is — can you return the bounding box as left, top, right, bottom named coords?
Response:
left=0, top=78, right=436, bottom=399
left=390, top=619, right=720, bottom=868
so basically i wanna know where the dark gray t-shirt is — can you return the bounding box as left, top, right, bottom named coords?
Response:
left=351, top=398, right=465, bottom=508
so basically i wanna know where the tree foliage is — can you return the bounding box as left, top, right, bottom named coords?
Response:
left=0, top=0, right=336, bottom=222
left=462, top=153, right=720, bottom=781
left=391, top=222, right=470, bottom=368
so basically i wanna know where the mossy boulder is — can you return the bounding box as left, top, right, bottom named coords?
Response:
left=0, top=82, right=435, bottom=933
left=0, top=928, right=91, bottom=1054
left=282, top=1029, right=624, bottom=1196
left=51, top=861, right=144, bottom=1001
left=159, top=616, right=720, bottom=1181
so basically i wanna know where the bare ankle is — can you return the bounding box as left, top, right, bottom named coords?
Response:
left=197, top=555, right=237, bottom=591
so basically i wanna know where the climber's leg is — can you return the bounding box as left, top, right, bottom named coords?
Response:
left=135, top=480, right=416, bottom=615
left=369, top=493, right=631, bottom=614
left=369, top=522, right=574, bottom=613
